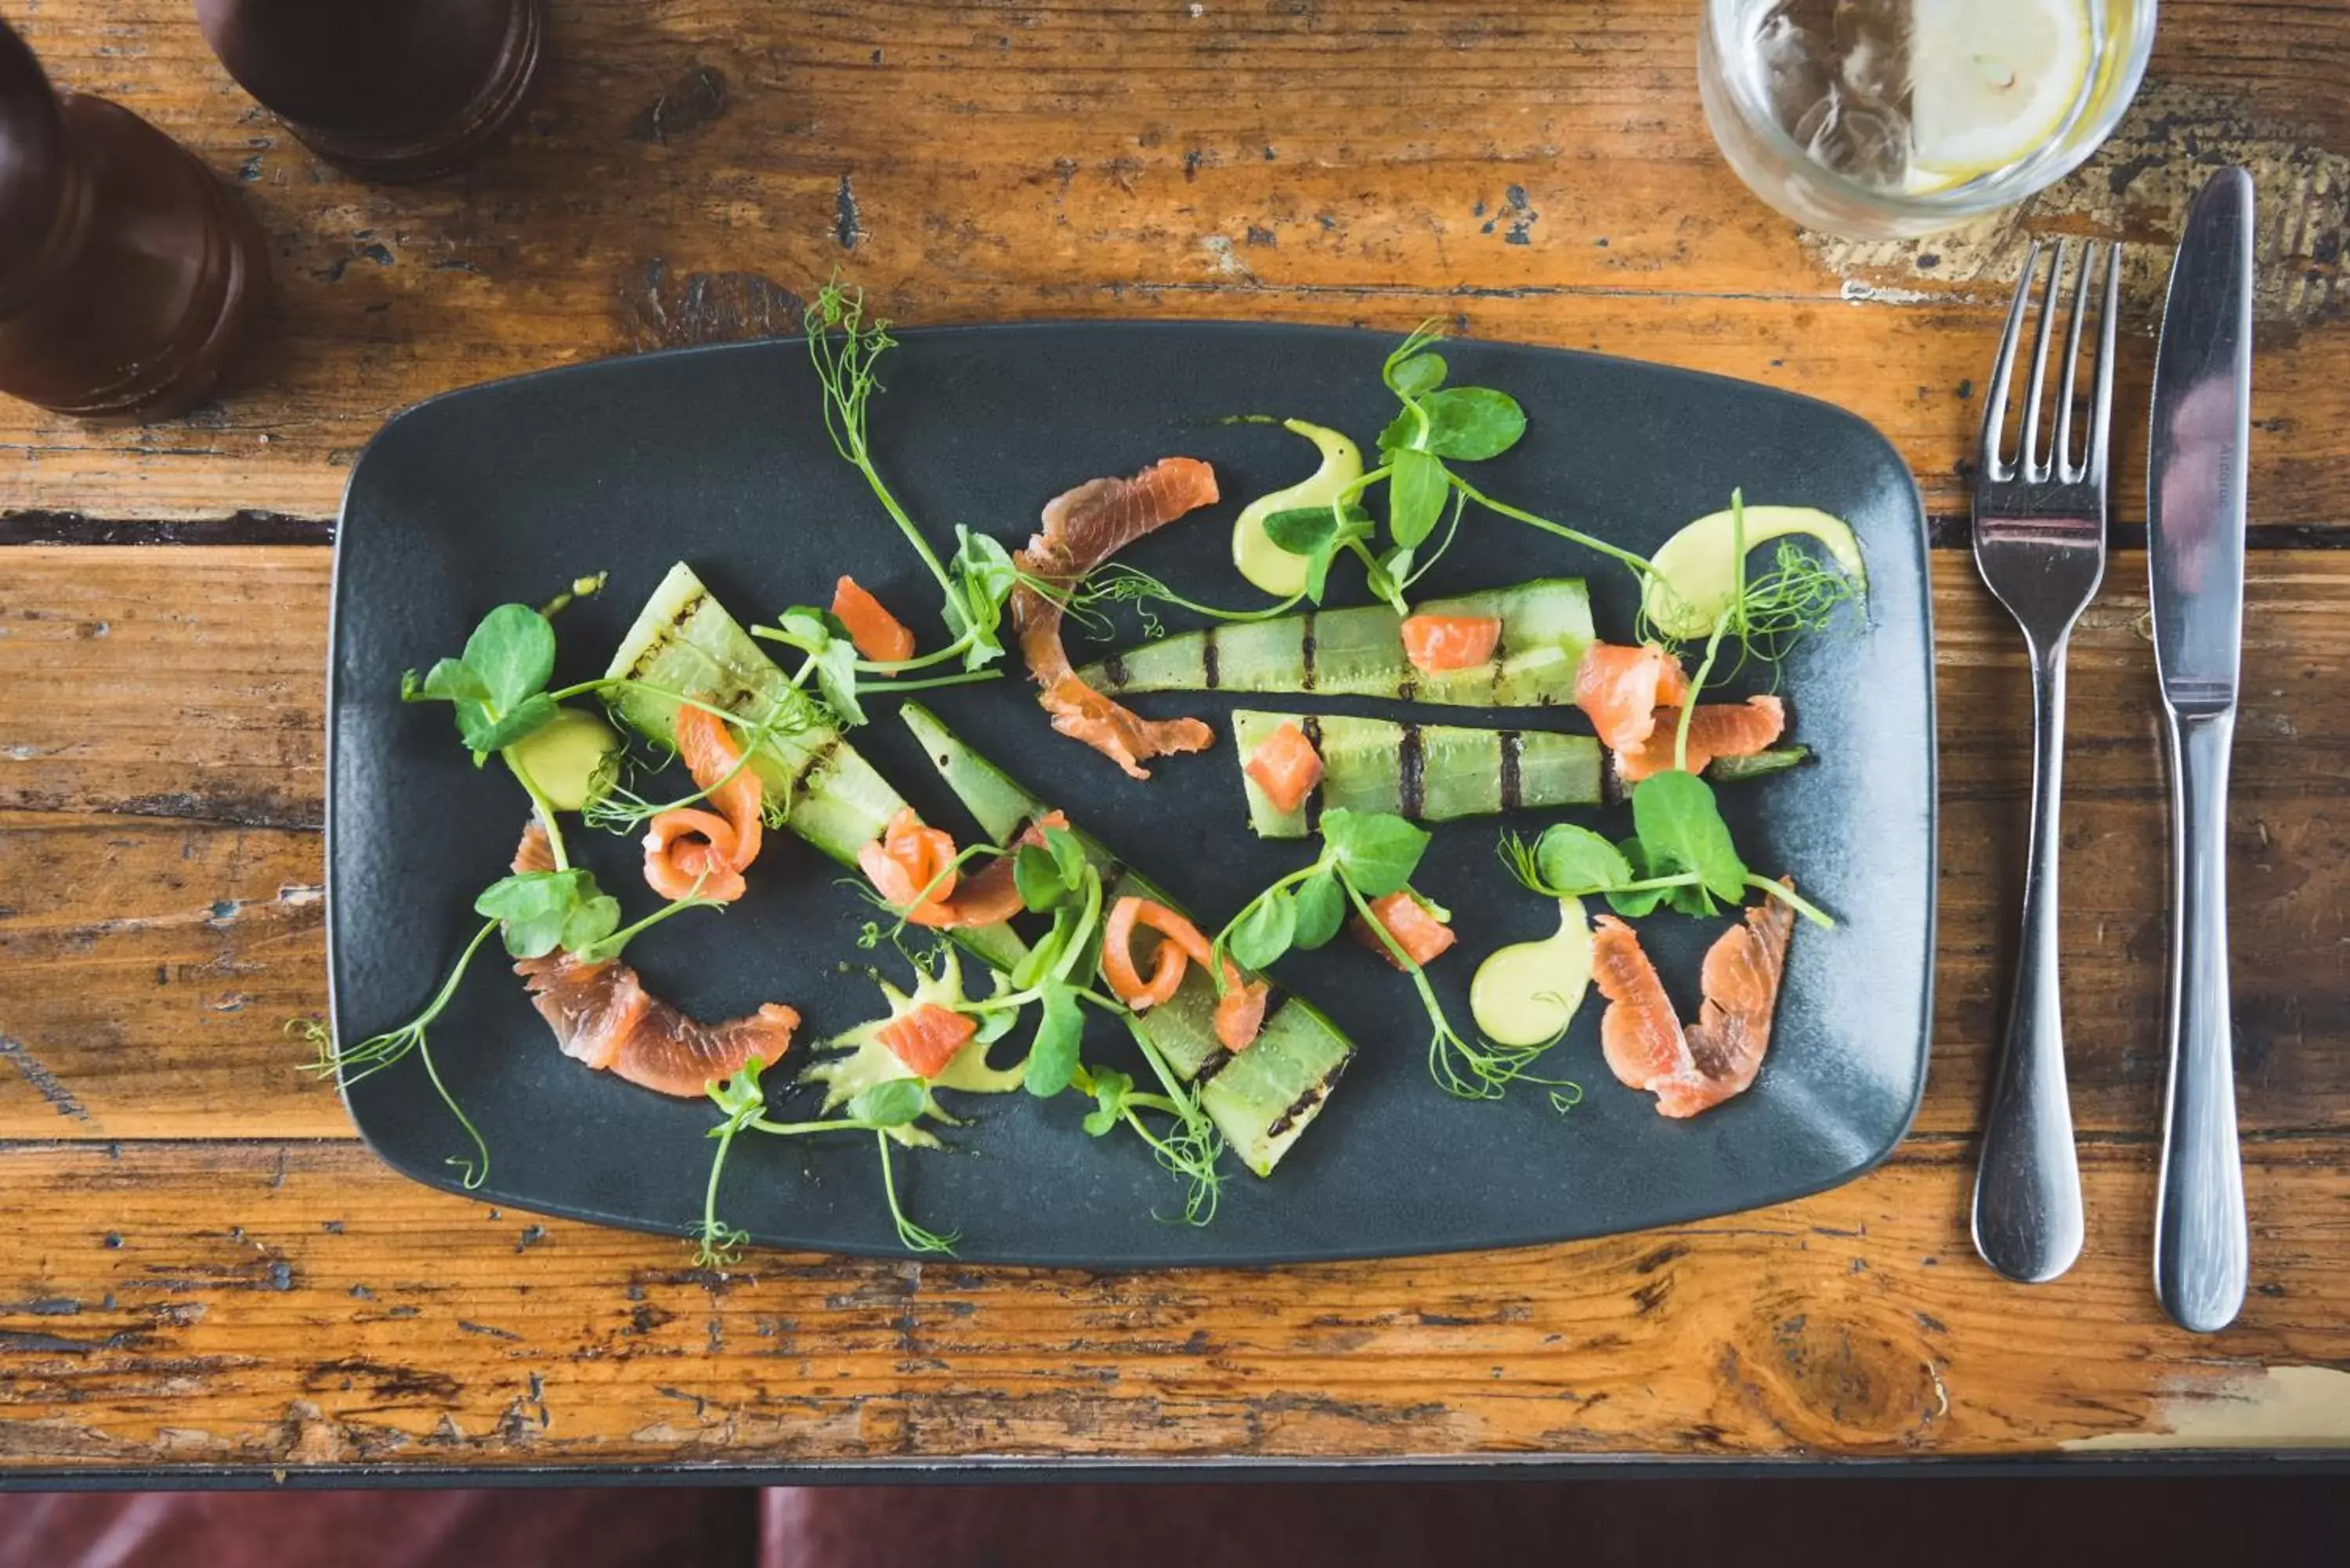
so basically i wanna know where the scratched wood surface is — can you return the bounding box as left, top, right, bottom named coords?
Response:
left=1, top=0, right=2347, bottom=1476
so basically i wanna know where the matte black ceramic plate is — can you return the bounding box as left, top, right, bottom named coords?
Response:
left=329, top=322, right=1933, bottom=1267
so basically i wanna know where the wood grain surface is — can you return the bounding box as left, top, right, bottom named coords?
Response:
left=1, top=0, right=2346, bottom=1476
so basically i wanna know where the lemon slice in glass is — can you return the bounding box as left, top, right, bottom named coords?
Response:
left=1909, top=0, right=2095, bottom=181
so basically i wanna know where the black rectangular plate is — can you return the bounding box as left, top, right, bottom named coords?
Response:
left=329, top=322, right=1933, bottom=1268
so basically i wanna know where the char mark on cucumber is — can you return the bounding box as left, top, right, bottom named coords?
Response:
left=1267, top=1056, right=1349, bottom=1140
left=1397, top=723, right=1426, bottom=820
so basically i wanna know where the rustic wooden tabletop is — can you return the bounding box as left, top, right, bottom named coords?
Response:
left=2, top=1, right=2346, bottom=1481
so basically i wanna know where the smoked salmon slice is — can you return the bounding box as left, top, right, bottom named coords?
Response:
left=516, top=952, right=799, bottom=1098
left=876, top=1003, right=979, bottom=1079
left=1574, top=641, right=1690, bottom=756
left=505, top=822, right=800, bottom=1097
left=859, top=809, right=1071, bottom=930
left=1009, top=458, right=1221, bottom=779
left=1685, top=887, right=1796, bottom=1100
left=1589, top=888, right=1796, bottom=1118
left=1101, top=895, right=1266, bottom=1052
left=642, top=705, right=765, bottom=902
left=1614, top=694, right=1787, bottom=785
left=513, top=820, right=556, bottom=874
left=832, top=576, right=916, bottom=664
left=1350, top=891, right=1457, bottom=970
left=1242, top=720, right=1324, bottom=815
left=1401, top=614, right=1502, bottom=675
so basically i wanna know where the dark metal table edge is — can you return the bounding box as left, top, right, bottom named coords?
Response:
left=3, top=1451, right=2346, bottom=1490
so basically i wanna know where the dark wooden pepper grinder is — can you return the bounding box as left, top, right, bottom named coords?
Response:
left=194, top=0, right=547, bottom=182
left=0, top=19, right=269, bottom=420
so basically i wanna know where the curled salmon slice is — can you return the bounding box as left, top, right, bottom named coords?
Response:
left=1589, top=892, right=1795, bottom=1118
left=1615, top=694, right=1787, bottom=785
left=1010, top=458, right=1221, bottom=779
left=859, top=810, right=1071, bottom=930
left=674, top=705, right=763, bottom=867
left=1574, top=641, right=1691, bottom=756
left=643, top=809, right=749, bottom=902
left=516, top=952, right=798, bottom=1098
left=1101, top=894, right=1265, bottom=1052
left=642, top=706, right=765, bottom=903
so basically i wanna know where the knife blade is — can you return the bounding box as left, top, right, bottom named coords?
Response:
left=2146, top=164, right=2254, bottom=1334
left=2150, top=169, right=2253, bottom=710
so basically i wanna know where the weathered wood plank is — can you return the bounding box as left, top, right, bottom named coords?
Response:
left=0, top=3, right=2341, bottom=524
left=0, top=1138, right=2340, bottom=1469
left=0, top=548, right=324, bottom=827
left=2, top=546, right=2343, bottom=1148
left=0, top=814, right=329, bottom=1136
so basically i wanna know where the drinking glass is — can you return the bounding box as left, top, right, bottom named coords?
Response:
left=1699, top=0, right=2157, bottom=239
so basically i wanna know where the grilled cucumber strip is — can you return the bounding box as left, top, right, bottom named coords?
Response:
left=902, top=702, right=1354, bottom=1177
left=1077, top=577, right=1594, bottom=708
left=1232, top=710, right=1808, bottom=839
left=602, top=562, right=1027, bottom=970
left=1233, top=711, right=1600, bottom=838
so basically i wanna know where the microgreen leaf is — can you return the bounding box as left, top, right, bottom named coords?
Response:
left=1386, top=351, right=1448, bottom=398
left=1536, top=825, right=1636, bottom=896
left=1261, top=504, right=1342, bottom=555
left=1227, top=887, right=1297, bottom=970
left=1010, top=918, right=1065, bottom=991
left=1014, top=844, right=1067, bottom=913
left=707, top=1057, right=768, bottom=1125
left=1629, top=770, right=1748, bottom=909
left=458, top=692, right=559, bottom=757
left=463, top=605, right=559, bottom=713
left=1291, top=867, right=1347, bottom=949
left=414, top=658, right=488, bottom=704
left=1081, top=1066, right=1134, bottom=1137
left=1417, top=387, right=1526, bottom=461
left=1021, top=985, right=1084, bottom=1098
left=1263, top=503, right=1372, bottom=605
left=474, top=869, right=623, bottom=959
left=1387, top=447, right=1450, bottom=548
left=945, top=526, right=1018, bottom=668
left=405, top=603, right=568, bottom=761
left=848, top=1077, right=928, bottom=1128
left=1361, top=544, right=1412, bottom=615
left=812, top=640, right=867, bottom=727
left=1043, top=825, right=1088, bottom=891
left=1319, top=808, right=1430, bottom=899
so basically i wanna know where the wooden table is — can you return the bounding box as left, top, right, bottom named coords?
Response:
left=4, top=1, right=2348, bottom=1482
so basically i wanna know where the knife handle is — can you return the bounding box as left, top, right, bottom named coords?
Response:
left=1972, top=634, right=2085, bottom=1284
left=2155, top=706, right=2247, bottom=1332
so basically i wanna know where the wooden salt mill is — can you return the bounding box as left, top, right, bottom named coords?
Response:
left=194, top=0, right=548, bottom=182
left=0, top=18, right=269, bottom=420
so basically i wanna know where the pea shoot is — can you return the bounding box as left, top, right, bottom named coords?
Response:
left=1498, top=500, right=1839, bottom=931
left=693, top=1059, right=958, bottom=1266
left=1212, top=807, right=1568, bottom=1102
left=804, top=283, right=1022, bottom=675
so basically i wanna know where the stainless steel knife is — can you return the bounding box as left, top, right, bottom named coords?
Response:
left=2147, top=165, right=2254, bottom=1333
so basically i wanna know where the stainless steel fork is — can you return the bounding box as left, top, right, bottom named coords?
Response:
left=1969, top=237, right=2122, bottom=1285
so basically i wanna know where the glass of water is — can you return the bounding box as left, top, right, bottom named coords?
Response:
left=1700, top=0, right=2157, bottom=238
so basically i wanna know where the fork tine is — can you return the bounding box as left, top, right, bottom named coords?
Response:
left=2019, top=240, right=2067, bottom=481
left=2053, top=240, right=2098, bottom=482
left=1979, top=239, right=2042, bottom=483
left=2087, top=241, right=2121, bottom=487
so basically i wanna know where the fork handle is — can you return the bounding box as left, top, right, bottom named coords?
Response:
left=1972, top=634, right=2086, bottom=1284
left=2154, top=707, right=2247, bottom=1332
